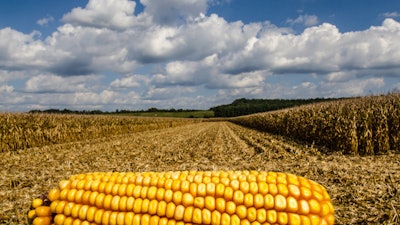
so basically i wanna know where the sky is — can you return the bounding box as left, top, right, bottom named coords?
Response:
left=0, top=0, right=400, bottom=112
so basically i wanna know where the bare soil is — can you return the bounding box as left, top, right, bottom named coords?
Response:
left=1, top=122, right=399, bottom=224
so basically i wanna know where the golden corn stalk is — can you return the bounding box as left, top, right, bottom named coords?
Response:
left=28, top=171, right=334, bottom=225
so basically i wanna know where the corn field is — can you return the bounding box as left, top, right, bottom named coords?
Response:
left=1, top=122, right=399, bottom=224
left=0, top=113, right=202, bottom=152
left=229, top=93, right=400, bottom=155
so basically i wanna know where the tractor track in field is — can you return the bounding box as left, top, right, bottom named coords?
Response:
left=1, top=121, right=400, bottom=224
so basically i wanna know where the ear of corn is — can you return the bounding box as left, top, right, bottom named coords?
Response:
left=28, top=171, right=334, bottom=225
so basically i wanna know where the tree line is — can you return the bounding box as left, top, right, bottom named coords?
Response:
left=210, top=98, right=343, bottom=117
left=28, top=108, right=202, bottom=115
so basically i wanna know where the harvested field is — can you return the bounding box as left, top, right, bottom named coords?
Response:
left=1, top=121, right=399, bottom=224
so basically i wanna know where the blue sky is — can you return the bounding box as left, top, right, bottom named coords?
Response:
left=0, top=0, right=400, bottom=111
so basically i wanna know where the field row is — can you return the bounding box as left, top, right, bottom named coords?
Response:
left=0, top=113, right=202, bottom=152
left=229, top=93, right=400, bottom=155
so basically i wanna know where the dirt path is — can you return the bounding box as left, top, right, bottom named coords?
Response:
left=1, top=122, right=399, bottom=224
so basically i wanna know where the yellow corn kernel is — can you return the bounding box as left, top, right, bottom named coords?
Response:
left=141, top=199, right=150, bottom=213
left=247, top=207, right=257, bottom=222
left=159, top=217, right=169, bottom=225
left=63, top=216, right=74, bottom=225
left=149, top=199, right=158, bottom=215
left=172, top=191, right=183, bottom=205
left=202, top=208, right=212, bottom=224
left=264, top=194, right=274, bottom=209
left=59, top=180, right=70, bottom=190
left=27, top=210, right=36, bottom=223
left=253, top=193, right=264, bottom=209
left=249, top=182, right=258, bottom=195
left=239, top=181, right=250, bottom=194
left=126, top=197, right=135, bottom=211
left=205, top=196, right=216, bottom=211
left=133, top=198, right=143, bottom=214
left=141, top=186, right=149, bottom=199
left=266, top=210, right=277, bottom=224
left=182, top=192, right=194, bottom=207
left=244, top=193, right=254, bottom=207
left=70, top=204, right=81, bottom=219
left=215, top=183, right=225, bottom=197
left=94, top=209, right=104, bottom=224
left=124, top=212, right=134, bottom=225
left=230, top=180, right=240, bottom=191
left=277, top=212, right=288, bottom=224
left=53, top=214, right=66, bottom=225
left=174, top=205, right=185, bottom=221
left=78, top=205, right=89, bottom=220
left=111, top=195, right=120, bottom=211
left=166, top=202, right=176, bottom=218
left=215, top=198, right=225, bottom=212
left=287, top=196, right=299, bottom=213
left=257, top=182, right=268, bottom=195
left=101, top=210, right=111, bottom=225
left=221, top=213, right=230, bottom=225
left=298, top=199, right=310, bottom=215
left=86, top=206, right=96, bottom=222
left=81, top=191, right=91, bottom=205
left=236, top=205, right=247, bottom=219
left=274, top=194, right=287, bottom=211
left=268, top=183, right=278, bottom=195
left=119, top=196, right=128, bottom=211
left=141, top=214, right=150, bottom=225
left=226, top=201, right=236, bottom=215
left=308, top=199, right=321, bottom=214
left=301, top=186, right=313, bottom=200
left=73, top=189, right=85, bottom=204
left=35, top=206, right=52, bottom=217
left=233, top=190, right=244, bottom=205
left=193, top=196, right=204, bottom=209
left=32, top=216, right=52, bottom=225
left=48, top=189, right=60, bottom=202
left=197, top=183, right=207, bottom=197
left=288, top=213, right=301, bottom=224
left=157, top=201, right=167, bottom=217
left=206, top=182, right=216, bottom=196
left=118, top=184, right=127, bottom=196
left=183, top=206, right=194, bottom=222
left=256, top=208, right=267, bottom=223
left=231, top=214, right=240, bottom=225
left=165, top=189, right=174, bottom=203
left=109, top=211, right=118, bottom=225
left=211, top=210, right=221, bottom=225
left=103, top=195, right=113, bottom=210
left=193, top=208, right=203, bottom=224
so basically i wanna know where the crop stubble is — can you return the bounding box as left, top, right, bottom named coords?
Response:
left=1, top=121, right=399, bottom=224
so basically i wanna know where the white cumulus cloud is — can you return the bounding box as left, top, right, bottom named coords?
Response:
left=287, top=14, right=319, bottom=27
left=382, top=12, right=400, bottom=18
left=62, top=0, right=137, bottom=30
left=37, top=16, right=54, bottom=26
left=1, top=0, right=400, bottom=111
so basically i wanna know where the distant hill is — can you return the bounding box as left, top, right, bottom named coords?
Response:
left=210, top=98, right=342, bottom=117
